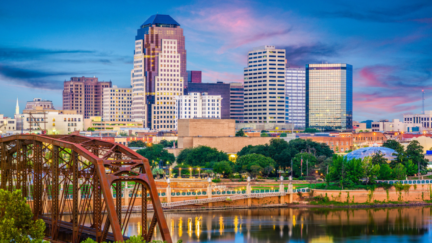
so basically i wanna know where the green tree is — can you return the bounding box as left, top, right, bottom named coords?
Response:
left=234, top=154, right=276, bottom=175
left=405, top=140, right=428, bottom=171
left=326, top=155, right=364, bottom=188
left=87, top=127, right=95, bottom=131
left=235, top=129, right=246, bottom=137
left=404, top=159, right=418, bottom=176
left=363, top=158, right=380, bottom=184
left=180, top=146, right=228, bottom=167
left=280, top=133, right=287, bottom=137
left=392, top=163, right=407, bottom=180
left=378, top=164, right=393, bottom=180
left=250, top=164, right=263, bottom=178
left=136, top=144, right=175, bottom=167
left=177, top=148, right=193, bottom=164
left=151, top=168, right=165, bottom=178
left=128, top=140, right=146, bottom=147
left=371, top=151, right=387, bottom=166
left=382, top=140, right=404, bottom=153
left=263, top=165, right=275, bottom=178
left=237, top=138, right=333, bottom=172
left=261, top=133, right=270, bottom=137
left=303, top=128, right=320, bottom=133
left=292, top=153, right=317, bottom=177
left=159, top=139, right=178, bottom=148
left=213, top=161, right=233, bottom=178
left=0, top=189, right=45, bottom=242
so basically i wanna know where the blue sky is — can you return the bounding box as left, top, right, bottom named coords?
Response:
left=0, top=0, right=431, bottom=121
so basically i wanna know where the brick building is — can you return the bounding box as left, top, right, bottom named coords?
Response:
left=300, top=136, right=353, bottom=153
left=352, top=132, right=387, bottom=147
left=63, top=76, right=112, bottom=119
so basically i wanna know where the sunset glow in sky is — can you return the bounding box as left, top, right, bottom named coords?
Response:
left=0, top=0, right=431, bottom=121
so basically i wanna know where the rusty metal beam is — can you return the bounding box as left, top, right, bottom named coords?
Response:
left=0, top=134, right=172, bottom=243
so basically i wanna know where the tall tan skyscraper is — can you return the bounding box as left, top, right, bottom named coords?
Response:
left=306, top=63, right=353, bottom=130
left=62, top=76, right=112, bottom=119
left=243, top=46, right=286, bottom=124
left=131, top=14, right=186, bottom=130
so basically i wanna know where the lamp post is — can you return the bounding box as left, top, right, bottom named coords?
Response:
left=198, top=168, right=201, bottom=178
left=189, top=167, right=192, bottom=179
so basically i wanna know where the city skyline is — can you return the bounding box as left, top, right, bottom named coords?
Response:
left=0, top=0, right=431, bottom=122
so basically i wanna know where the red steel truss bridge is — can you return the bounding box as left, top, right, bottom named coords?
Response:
left=0, top=134, right=172, bottom=243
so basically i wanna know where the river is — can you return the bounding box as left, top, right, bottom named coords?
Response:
left=120, top=206, right=432, bottom=242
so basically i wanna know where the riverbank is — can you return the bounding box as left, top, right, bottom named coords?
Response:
left=159, top=201, right=432, bottom=213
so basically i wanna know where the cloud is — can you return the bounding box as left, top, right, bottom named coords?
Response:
left=179, top=4, right=314, bottom=55
left=317, top=2, right=432, bottom=23
left=281, top=42, right=341, bottom=67
left=356, top=64, right=432, bottom=90
left=0, top=65, right=74, bottom=90
left=0, top=46, right=95, bottom=61
left=354, top=92, right=420, bottom=116
left=202, top=69, right=243, bottom=83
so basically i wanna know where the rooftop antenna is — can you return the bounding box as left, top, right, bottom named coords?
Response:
left=423, top=89, right=425, bottom=114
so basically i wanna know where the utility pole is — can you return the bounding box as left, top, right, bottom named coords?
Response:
left=307, top=159, right=309, bottom=177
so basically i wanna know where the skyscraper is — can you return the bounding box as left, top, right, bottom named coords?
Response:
left=63, top=77, right=112, bottom=119
left=103, top=86, right=133, bottom=122
left=285, top=68, right=306, bottom=128
left=176, top=92, right=222, bottom=119
left=188, top=82, right=231, bottom=119
left=131, top=14, right=186, bottom=130
left=243, top=46, right=286, bottom=124
left=230, top=82, right=244, bottom=123
left=306, top=64, right=353, bottom=130
left=187, top=71, right=202, bottom=83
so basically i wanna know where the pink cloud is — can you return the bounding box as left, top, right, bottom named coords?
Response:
left=357, top=65, right=395, bottom=88
left=179, top=4, right=314, bottom=55
left=202, top=69, right=243, bottom=83
left=354, top=92, right=420, bottom=115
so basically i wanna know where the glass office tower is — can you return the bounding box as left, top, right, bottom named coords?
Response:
left=285, top=68, right=306, bottom=128
left=306, top=64, right=353, bottom=131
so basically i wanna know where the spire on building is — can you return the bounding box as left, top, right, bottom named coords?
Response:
left=15, top=98, right=19, bottom=115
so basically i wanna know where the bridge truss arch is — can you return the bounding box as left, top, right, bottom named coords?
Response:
left=0, top=134, right=172, bottom=243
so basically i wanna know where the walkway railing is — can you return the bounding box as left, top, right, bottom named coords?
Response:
left=122, top=187, right=310, bottom=210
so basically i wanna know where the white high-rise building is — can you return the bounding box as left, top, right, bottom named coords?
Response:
left=243, top=45, right=286, bottom=124
left=176, top=92, right=222, bottom=119
left=131, top=40, right=147, bottom=125
left=285, top=68, right=306, bottom=128
left=103, top=85, right=133, bottom=122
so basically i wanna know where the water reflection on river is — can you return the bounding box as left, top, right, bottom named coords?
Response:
left=122, top=207, right=432, bottom=242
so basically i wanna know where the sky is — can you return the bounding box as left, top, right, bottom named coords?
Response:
left=0, top=0, right=431, bottom=122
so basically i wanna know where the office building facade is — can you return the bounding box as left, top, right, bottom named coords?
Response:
left=187, top=71, right=202, bottom=83
left=243, top=45, right=286, bottom=124
left=176, top=92, right=222, bottom=119
left=131, top=14, right=186, bottom=130
left=63, top=76, right=112, bottom=119
left=403, top=111, right=432, bottom=130
left=306, top=64, right=353, bottom=130
left=188, top=82, right=231, bottom=119
left=230, top=82, right=244, bottom=122
left=103, top=86, right=133, bottom=122
left=285, top=68, right=306, bottom=128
